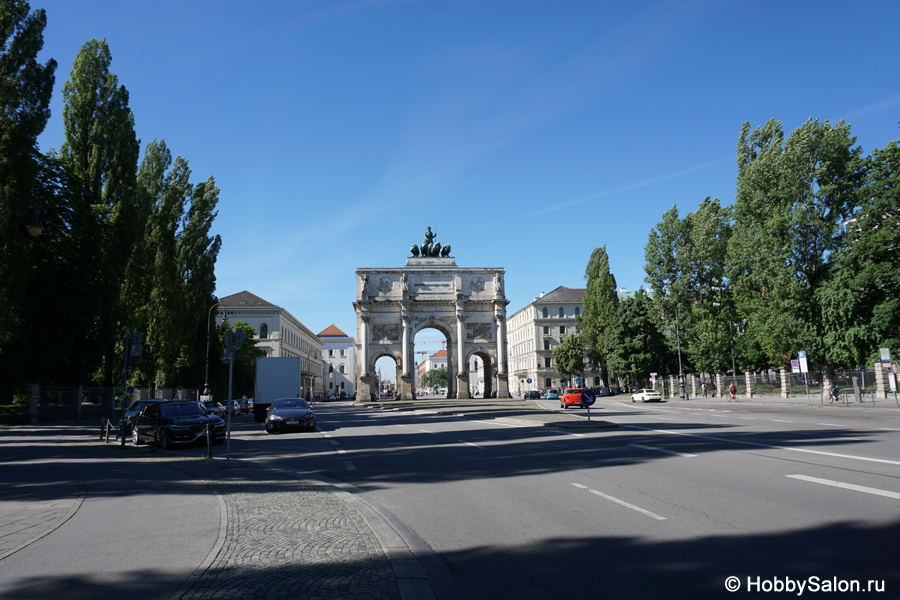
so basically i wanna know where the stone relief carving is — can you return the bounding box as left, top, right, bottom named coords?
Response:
left=360, top=274, right=369, bottom=298
left=468, top=323, right=492, bottom=340
left=378, top=278, right=393, bottom=294
left=372, top=324, right=400, bottom=342
left=471, top=277, right=485, bottom=292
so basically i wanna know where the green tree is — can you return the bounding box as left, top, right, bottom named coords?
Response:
left=553, top=334, right=585, bottom=387
left=422, top=367, right=448, bottom=388
left=728, top=118, right=864, bottom=370
left=606, top=291, right=670, bottom=387
left=219, top=321, right=265, bottom=398
left=578, top=246, right=618, bottom=384
left=818, top=129, right=900, bottom=366
left=59, top=38, right=140, bottom=385
left=0, top=0, right=56, bottom=386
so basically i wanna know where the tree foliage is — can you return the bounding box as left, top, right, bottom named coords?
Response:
left=422, top=367, right=447, bottom=388
left=578, top=246, right=618, bottom=383
left=728, top=118, right=864, bottom=369
left=552, top=334, right=585, bottom=385
left=606, top=291, right=669, bottom=384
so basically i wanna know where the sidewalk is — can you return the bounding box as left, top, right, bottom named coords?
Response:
left=0, top=424, right=459, bottom=600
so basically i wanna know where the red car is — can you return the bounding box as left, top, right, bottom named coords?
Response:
left=560, top=388, right=585, bottom=409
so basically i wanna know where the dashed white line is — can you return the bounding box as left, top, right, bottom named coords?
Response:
left=817, top=423, right=842, bottom=427
left=628, top=443, right=697, bottom=458
left=329, top=440, right=340, bottom=446
left=343, top=460, right=357, bottom=471
left=772, top=419, right=796, bottom=423
left=419, top=429, right=433, bottom=434
left=878, top=428, right=900, bottom=431
left=572, top=483, right=666, bottom=520
left=787, top=475, right=900, bottom=500
left=459, top=440, right=485, bottom=449
left=738, top=417, right=757, bottom=420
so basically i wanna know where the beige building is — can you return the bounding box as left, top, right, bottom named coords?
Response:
left=218, top=291, right=324, bottom=397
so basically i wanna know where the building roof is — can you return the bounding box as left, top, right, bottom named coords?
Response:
left=318, top=324, right=349, bottom=337
left=538, top=286, right=584, bottom=304
left=432, top=349, right=447, bottom=358
left=218, top=291, right=277, bottom=308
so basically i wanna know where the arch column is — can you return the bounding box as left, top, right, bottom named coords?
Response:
left=399, top=312, right=413, bottom=399
left=456, top=314, right=470, bottom=398
left=357, top=313, right=373, bottom=401
left=495, top=306, right=510, bottom=398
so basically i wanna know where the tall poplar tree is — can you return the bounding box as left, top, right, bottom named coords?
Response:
left=578, top=246, right=618, bottom=384
left=0, top=0, right=56, bottom=385
left=59, top=38, right=140, bottom=384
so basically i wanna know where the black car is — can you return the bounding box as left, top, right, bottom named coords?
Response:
left=132, top=401, right=226, bottom=449
left=265, top=397, right=317, bottom=433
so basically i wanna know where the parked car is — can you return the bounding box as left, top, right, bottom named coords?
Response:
left=123, top=398, right=166, bottom=432
left=632, top=388, right=663, bottom=402
left=560, top=388, right=586, bottom=409
left=542, top=390, right=560, bottom=400
left=265, top=397, right=317, bottom=433
left=202, top=400, right=226, bottom=417
left=132, top=401, right=226, bottom=449
left=523, top=390, right=540, bottom=399
left=238, top=399, right=252, bottom=414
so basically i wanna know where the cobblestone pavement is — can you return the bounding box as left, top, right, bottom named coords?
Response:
left=170, top=459, right=401, bottom=600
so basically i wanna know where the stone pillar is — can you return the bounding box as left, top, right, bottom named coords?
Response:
left=716, top=372, right=725, bottom=398
left=29, top=382, right=39, bottom=425
left=690, top=373, right=699, bottom=398
left=669, top=375, right=677, bottom=399
left=401, top=314, right=410, bottom=376
left=874, top=360, right=888, bottom=399
left=744, top=371, right=753, bottom=398
left=456, top=315, right=470, bottom=399
left=780, top=368, right=790, bottom=398
left=360, top=315, right=369, bottom=376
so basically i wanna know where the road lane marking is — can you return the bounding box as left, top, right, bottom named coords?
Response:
left=343, top=460, right=356, bottom=471
left=473, top=420, right=527, bottom=428
left=459, top=440, right=485, bottom=449
left=336, top=448, right=347, bottom=454
left=773, top=419, right=796, bottom=423
left=330, top=440, right=340, bottom=446
left=878, top=428, right=900, bottom=431
left=787, top=475, right=900, bottom=500
left=628, top=443, right=697, bottom=458
left=419, top=429, right=433, bottom=434
left=624, top=424, right=900, bottom=466
left=817, top=423, right=842, bottom=427
left=572, top=483, right=666, bottom=520
left=738, top=417, right=756, bottom=420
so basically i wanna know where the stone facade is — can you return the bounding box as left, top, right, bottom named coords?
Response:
left=318, top=324, right=357, bottom=397
left=354, top=256, right=509, bottom=401
left=218, top=291, right=324, bottom=397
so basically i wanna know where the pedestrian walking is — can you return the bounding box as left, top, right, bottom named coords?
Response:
left=702, top=382, right=707, bottom=398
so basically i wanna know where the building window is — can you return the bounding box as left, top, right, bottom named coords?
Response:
left=543, top=326, right=549, bottom=335
left=545, top=357, right=551, bottom=368
left=339, top=365, right=345, bottom=374
left=545, top=378, right=552, bottom=388
left=340, top=349, right=344, bottom=357
left=260, top=323, right=268, bottom=339
left=559, top=307, right=564, bottom=317
left=542, top=307, right=549, bottom=318
left=575, top=307, right=580, bottom=316
left=544, top=340, right=550, bottom=351
left=329, top=349, right=333, bottom=357
left=559, top=325, right=565, bottom=335
left=594, top=377, right=600, bottom=386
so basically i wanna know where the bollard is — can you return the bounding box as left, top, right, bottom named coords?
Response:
left=206, top=424, right=212, bottom=459
left=120, top=417, right=126, bottom=447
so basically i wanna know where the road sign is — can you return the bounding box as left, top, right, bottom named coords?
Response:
left=880, top=348, right=892, bottom=366
left=791, top=360, right=800, bottom=373
left=526, top=378, right=532, bottom=384
left=798, top=351, right=809, bottom=374
left=581, top=389, right=596, bottom=406
left=126, top=386, right=134, bottom=393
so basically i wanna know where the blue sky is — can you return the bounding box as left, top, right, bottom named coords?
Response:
left=33, top=1, right=900, bottom=374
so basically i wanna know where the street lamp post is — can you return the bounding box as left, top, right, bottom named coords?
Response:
left=204, top=303, right=222, bottom=397
left=662, top=302, right=685, bottom=399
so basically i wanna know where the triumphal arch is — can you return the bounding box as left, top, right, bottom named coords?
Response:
left=353, top=228, right=510, bottom=401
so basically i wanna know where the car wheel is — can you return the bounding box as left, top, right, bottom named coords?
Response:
left=265, top=425, right=274, bottom=434
left=132, top=426, right=142, bottom=445
left=631, top=396, right=636, bottom=402
left=156, top=429, right=169, bottom=450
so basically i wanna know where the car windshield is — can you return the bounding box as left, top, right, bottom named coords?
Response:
left=160, top=402, right=207, bottom=418
left=273, top=398, right=308, bottom=410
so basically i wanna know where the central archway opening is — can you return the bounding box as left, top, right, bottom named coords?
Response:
left=374, top=353, right=399, bottom=399
left=414, top=327, right=453, bottom=399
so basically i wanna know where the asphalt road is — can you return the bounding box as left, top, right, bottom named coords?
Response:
left=228, top=398, right=900, bottom=599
